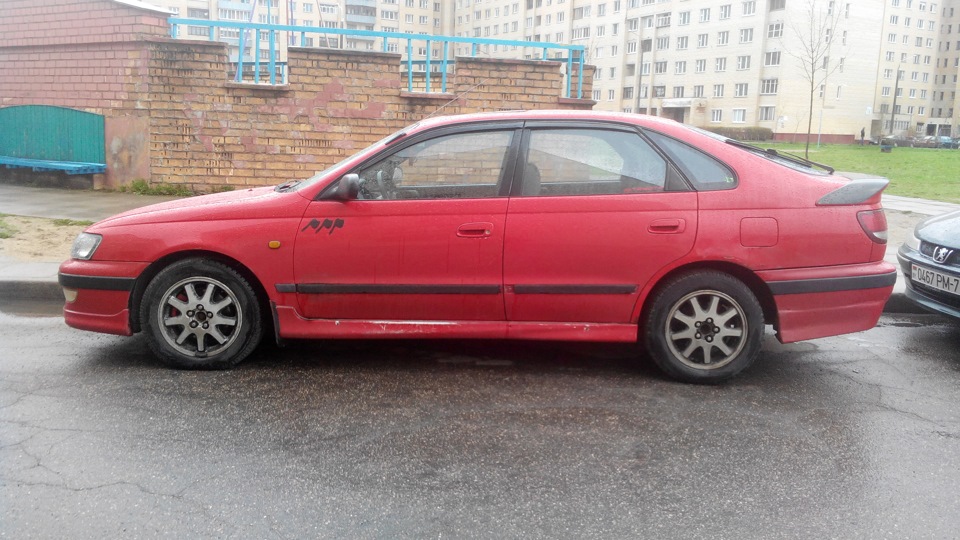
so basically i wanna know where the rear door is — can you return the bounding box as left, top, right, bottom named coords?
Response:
left=503, top=123, right=699, bottom=323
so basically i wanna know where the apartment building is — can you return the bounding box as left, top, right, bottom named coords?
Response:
left=153, top=0, right=960, bottom=140
left=156, top=0, right=452, bottom=60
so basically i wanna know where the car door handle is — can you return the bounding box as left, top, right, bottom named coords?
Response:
left=648, top=218, right=686, bottom=234
left=457, top=222, right=494, bottom=238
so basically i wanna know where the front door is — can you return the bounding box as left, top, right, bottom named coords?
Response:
left=293, top=127, right=517, bottom=322
left=503, top=125, right=698, bottom=323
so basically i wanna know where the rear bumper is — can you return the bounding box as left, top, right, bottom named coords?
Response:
left=759, top=262, right=897, bottom=343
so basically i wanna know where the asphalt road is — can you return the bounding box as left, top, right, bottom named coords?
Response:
left=1, top=303, right=959, bottom=539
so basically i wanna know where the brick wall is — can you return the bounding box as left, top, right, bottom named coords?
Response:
left=1, top=0, right=595, bottom=190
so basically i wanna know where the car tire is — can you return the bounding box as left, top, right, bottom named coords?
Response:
left=140, top=258, right=262, bottom=369
left=644, top=271, right=764, bottom=384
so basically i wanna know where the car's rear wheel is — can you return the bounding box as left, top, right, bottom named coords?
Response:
left=644, top=271, right=763, bottom=384
left=140, top=258, right=262, bottom=369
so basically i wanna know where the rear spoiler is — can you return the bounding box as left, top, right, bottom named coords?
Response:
left=816, top=178, right=889, bottom=206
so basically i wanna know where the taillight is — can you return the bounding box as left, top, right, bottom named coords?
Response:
left=857, top=209, right=888, bottom=244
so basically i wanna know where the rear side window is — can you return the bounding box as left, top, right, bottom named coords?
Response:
left=645, top=131, right=737, bottom=191
left=522, top=128, right=668, bottom=197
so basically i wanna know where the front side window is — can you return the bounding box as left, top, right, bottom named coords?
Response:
left=521, top=129, right=668, bottom=196
left=356, top=130, right=513, bottom=200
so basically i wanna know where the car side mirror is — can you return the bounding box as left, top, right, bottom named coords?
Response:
left=331, top=173, right=360, bottom=201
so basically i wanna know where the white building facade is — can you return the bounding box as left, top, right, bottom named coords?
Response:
left=155, top=0, right=960, bottom=141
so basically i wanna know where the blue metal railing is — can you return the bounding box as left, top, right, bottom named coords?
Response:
left=168, top=18, right=585, bottom=98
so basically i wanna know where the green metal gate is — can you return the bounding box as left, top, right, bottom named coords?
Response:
left=0, top=105, right=106, bottom=174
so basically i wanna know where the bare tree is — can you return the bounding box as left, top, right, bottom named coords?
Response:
left=782, top=0, right=846, bottom=157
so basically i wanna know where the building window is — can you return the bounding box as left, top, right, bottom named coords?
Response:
left=695, top=59, right=706, bottom=72
left=737, top=55, right=751, bottom=70
left=698, top=33, right=708, bottom=47
left=769, top=0, right=786, bottom=10
left=760, top=78, right=779, bottom=94
left=758, top=106, right=776, bottom=121
left=764, top=51, right=781, bottom=65
left=713, top=84, right=724, bottom=97
left=720, top=4, right=732, bottom=19
left=735, top=83, right=749, bottom=97
left=677, top=36, right=689, bottom=50
left=711, top=109, right=723, bottom=122
left=693, top=85, right=704, bottom=97
left=718, top=31, right=730, bottom=45
left=733, top=109, right=747, bottom=123
left=673, top=86, right=685, bottom=98
left=740, top=28, right=754, bottom=43
left=675, top=61, right=687, bottom=74
left=679, top=11, right=690, bottom=25
left=699, top=8, right=711, bottom=22
left=768, top=22, right=783, bottom=38
left=716, top=57, right=727, bottom=71
left=742, top=1, right=756, bottom=15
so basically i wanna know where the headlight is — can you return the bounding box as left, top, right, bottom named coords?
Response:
left=71, top=233, right=102, bottom=260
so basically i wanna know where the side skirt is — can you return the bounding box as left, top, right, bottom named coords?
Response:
left=273, top=306, right=639, bottom=342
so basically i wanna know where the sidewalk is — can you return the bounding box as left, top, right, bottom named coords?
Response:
left=0, top=185, right=182, bottom=301
left=1, top=184, right=958, bottom=311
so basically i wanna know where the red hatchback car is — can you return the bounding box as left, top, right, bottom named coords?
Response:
left=59, top=111, right=896, bottom=383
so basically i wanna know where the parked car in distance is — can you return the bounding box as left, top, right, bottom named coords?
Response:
left=898, top=210, right=960, bottom=319
left=916, top=135, right=959, bottom=149
left=59, top=110, right=897, bottom=383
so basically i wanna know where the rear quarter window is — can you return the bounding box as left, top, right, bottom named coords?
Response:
left=645, top=131, right=737, bottom=191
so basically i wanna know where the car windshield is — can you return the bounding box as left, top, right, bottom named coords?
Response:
left=289, top=124, right=417, bottom=191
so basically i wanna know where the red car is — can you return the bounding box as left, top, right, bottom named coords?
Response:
left=59, top=111, right=895, bottom=383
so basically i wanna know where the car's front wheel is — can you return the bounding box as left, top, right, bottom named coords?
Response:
left=644, top=271, right=764, bottom=384
left=140, top=258, right=262, bottom=369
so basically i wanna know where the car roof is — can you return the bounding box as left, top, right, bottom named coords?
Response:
left=408, top=109, right=682, bottom=133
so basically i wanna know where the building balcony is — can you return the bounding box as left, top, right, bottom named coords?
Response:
left=217, top=0, right=253, bottom=11
left=346, top=14, right=377, bottom=25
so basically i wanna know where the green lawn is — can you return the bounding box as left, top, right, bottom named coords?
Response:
left=755, top=143, right=960, bottom=203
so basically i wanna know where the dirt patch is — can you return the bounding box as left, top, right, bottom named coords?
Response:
left=885, top=209, right=923, bottom=247
left=0, top=216, right=87, bottom=262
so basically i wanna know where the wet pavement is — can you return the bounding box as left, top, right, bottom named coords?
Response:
left=1, top=306, right=959, bottom=538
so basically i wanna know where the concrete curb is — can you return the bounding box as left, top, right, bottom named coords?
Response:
left=0, top=280, right=64, bottom=303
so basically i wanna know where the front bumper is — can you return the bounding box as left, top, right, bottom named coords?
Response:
left=59, top=259, right=149, bottom=336
left=897, top=247, right=960, bottom=320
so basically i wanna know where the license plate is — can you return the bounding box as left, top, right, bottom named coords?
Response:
left=912, top=264, right=960, bottom=296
